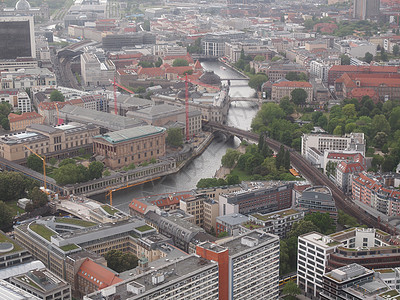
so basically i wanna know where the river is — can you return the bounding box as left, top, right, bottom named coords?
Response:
left=91, top=61, right=258, bottom=211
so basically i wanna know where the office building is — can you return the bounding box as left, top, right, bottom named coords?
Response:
left=0, top=122, right=100, bottom=162
left=374, top=267, right=400, bottom=290
left=216, top=213, right=248, bottom=236
left=1, top=0, right=49, bottom=21
left=102, top=33, right=156, bottom=51
left=0, top=68, right=57, bottom=90
left=83, top=255, right=220, bottom=300
left=203, top=198, right=219, bottom=233
left=179, top=195, right=209, bottom=227
left=218, top=182, right=294, bottom=216
left=197, top=231, right=280, bottom=300
left=0, top=279, right=40, bottom=299
left=10, top=268, right=71, bottom=300
left=353, top=0, right=380, bottom=20
left=0, top=16, right=35, bottom=59
left=202, top=31, right=246, bottom=57
left=301, top=132, right=366, bottom=158
left=298, top=227, right=393, bottom=298
left=320, top=264, right=392, bottom=300
left=0, top=231, right=32, bottom=270
left=297, top=186, right=337, bottom=219
left=271, top=81, right=313, bottom=103
left=92, top=125, right=166, bottom=169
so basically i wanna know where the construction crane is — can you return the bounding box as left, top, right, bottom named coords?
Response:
left=105, top=177, right=160, bottom=206
left=109, top=76, right=135, bottom=115
left=24, top=145, right=48, bottom=193
left=177, top=73, right=220, bottom=141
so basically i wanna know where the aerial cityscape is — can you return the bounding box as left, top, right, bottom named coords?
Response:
left=0, top=0, right=400, bottom=299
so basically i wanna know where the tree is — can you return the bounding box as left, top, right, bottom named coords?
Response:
left=155, top=57, right=163, bottom=67
left=105, top=250, right=138, bottom=273
left=248, top=74, right=268, bottom=91
left=28, top=187, right=48, bottom=208
left=374, top=132, right=388, bottom=149
left=333, top=125, right=343, bottom=136
left=340, top=54, right=350, bottom=65
left=88, top=161, right=104, bottom=180
left=393, top=45, right=400, bottom=56
left=172, top=58, right=189, bottom=67
left=226, top=174, right=240, bottom=185
left=218, top=231, right=229, bottom=238
left=27, top=154, right=43, bottom=173
left=253, top=55, right=265, bottom=61
left=364, top=52, right=374, bottom=63
left=288, top=220, right=320, bottom=238
left=280, top=97, right=295, bottom=115
left=221, top=148, right=241, bottom=168
left=337, top=210, right=359, bottom=227
left=0, top=201, right=13, bottom=231
left=280, top=240, right=291, bottom=275
left=342, top=104, right=356, bottom=119
left=138, top=61, right=154, bottom=68
left=304, top=212, right=335, bottom=234
left=290, top=88, right=308, bottom=106
left=372, top=115, right=390, bottom=135
left=50, top=90, right=65, bottom=102
left=166, top=128, right=183, bottom=147
left=282, top=280, right=301, bottom=299
left=283, top=150, right=291, bottom=170
left=326, top=161, right=338, bottom=178
left=0, top=171, right=37, bottom=202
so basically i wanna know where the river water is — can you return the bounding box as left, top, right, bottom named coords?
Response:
left=92, top=61, right=258, bottom=211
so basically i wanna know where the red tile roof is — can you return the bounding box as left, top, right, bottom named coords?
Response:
left=330, top=65, right=400, bottom=73
left=78, top=258, right=122, bottom=289
left=129, top=198, right=150, bottom=214
left=337, top=161, right=365, bottom=174
left=8, top=112, right=43, bottom=123
left=136, top=67, right=165, bottom=77
left=273, top=81, right=312, bottom=88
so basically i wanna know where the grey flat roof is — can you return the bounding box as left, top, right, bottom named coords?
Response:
left=216, top=213, right=248, bottom=226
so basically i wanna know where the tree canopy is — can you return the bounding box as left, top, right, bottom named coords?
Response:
left=166, top=128, right=183, bottom=147
left=221, top=149, right=241, bottom=168
left=172, top=58, right=189, bottom=67
left=248, top=74, right=268, bottom=91
left=105, top=250, right=138, bottom=273
left=291, top=88, right=308, bottom=106
left=282, top=280, right=301, bottom=299
left=50, top=90, right=65, bottom=102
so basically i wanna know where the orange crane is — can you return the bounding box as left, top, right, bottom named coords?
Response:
left=106, top=177, right=160, bottom=206
left=24, top=145, right=48, bottom=193
left=110, top=77, right=135, bottom=115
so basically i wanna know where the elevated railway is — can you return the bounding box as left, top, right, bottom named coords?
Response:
left=204, top=121, right=397, bottom=234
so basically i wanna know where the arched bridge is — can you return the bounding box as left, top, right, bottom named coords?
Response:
left=202, top=121, right=397, bottom=234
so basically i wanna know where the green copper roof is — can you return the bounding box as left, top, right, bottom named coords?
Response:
left=94, top=125, right=165, bottom=144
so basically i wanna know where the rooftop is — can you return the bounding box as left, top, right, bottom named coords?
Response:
left=14, top=268, right=68, bottom=293
left=94, top=125, right=165, bottom=144
left=251, top=208, right=301, bottom=221
left=0, top=279, right=40, bottom=300
left=216, top=213, right=248, bottom=226
left=325, top=263, right=372, bottom=283
left=0, top=232, right=23, bottom=255
left=55, top=218, right=96, bottom=228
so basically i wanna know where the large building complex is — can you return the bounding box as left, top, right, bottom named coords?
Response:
left=196, top=231, right=280, bottom=300
left=0, top=122, right=99, bottom=162
left=298, top=227, right=393, bottom=298
left=297, top=186, right=337, bottom=219
left=271, top=81, right=313, bottom=102
left=92, top=125, right=166, bottom=169
left=353, top=0, right=380, bottom=20
left=0, top=16, right=35, bottom=59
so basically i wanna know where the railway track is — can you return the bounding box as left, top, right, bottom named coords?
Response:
left=205, top=122, right=396, bottom=233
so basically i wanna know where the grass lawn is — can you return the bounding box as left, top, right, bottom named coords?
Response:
left=29, top=224, right=57, bottom=241
left=135, top=225, right=154, bottom=232
left=101, top=205, right=119, bottom=216
left=55, top=218, right=96, bottom=227
left=7, top=200, right=25, bottom=217
left=229, top=167, right=253, bottom=181
left=59, top=244, right=79, bottom=251
left=0, top=233, right=23, bottom=253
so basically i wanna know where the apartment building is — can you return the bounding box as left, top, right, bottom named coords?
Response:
left=301, top=132, right=366, bottom=157
left=10, top=268, right=71, bottom=300
left=203, top=198, right=219, bottom=233
left=352, top=172, right=400, bottom=216
left=197, top=231, right=280, bottom=300
left=92, top=125, right=166, bottom=169
left=298, top=227, right=393, bottom=298
left=297, top=186, right=337, bottom=220
left=248, top=207, right=306, bottom=238
left=0, top=90, right=32, bottom=113
left=216, top=213, right=248, bottom=236
left=83, top=255, right=220, bottom=300
left=8, top=112, right=44, bottom=132
left=202, top=31, right=246, bottom=57
left=257, top=61, right=307, bottom=82
left=179, top=195, right=209, bottom=227
left=271, top=81, right=313, bottom=102
left=336, top=160, right=365, bottom=194
left=0, top=68, right=56, bottom=90
left=218, top=182, right=294, bottom=216
left=0, top=122, right=99, bottom=162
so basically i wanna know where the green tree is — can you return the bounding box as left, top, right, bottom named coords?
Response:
left=155, top=57, right=163, bottom=67
left=253, top=55, right=265, bottom=61
left=218, top=231, right=229, bottom=238
left=27, top=154, right=43, bottom=173
left=105, top=250, right=138, bottom=273
left=393, top=45, right=400, bottom=56
left=226, top=174, right=240, bottom=185
left=280, top=240, right=291, bottom=275
left=248, top=74, right=268, bottom=91
left=221, top=148, right=241, bottom=168
left=197, top=178, right=227, bottom=188
left=138, top=61, right=154, bottom=68
left=290, top=88, right=308, bottom=106
left=326, top=161, right=338, bottom=177
left=340, top=54, right=350, bottom=65
left=282, top=280, right=301, bottom=299
left=50, top=90, right=65, bottom=102
left=143, top=19, right=150, bottom=31
left=337, top=210, right=359, bottom=227
left=283, top=150, right=291, bottom=170
left=304, top=212, right=335, bottom=234
left=280, top=96, right=295, bottom=115
left=333, top=125, right=343, bottom=136
left=88, top=161, right=104, bottom=180
left=166, top=128, right=183, bottom=147
left=372, top=114, right=390, bottom=135
left=373, top=132, right=388, bottom=149
left=342, top=103, right=356, bottom=119
left=0, top=201, right=13, bottom=231
left=0, top=171, right=37, bottom=202
left=172, top=58, right=189, bottom=67
left=389, top=106, right=400, bottom=132
left=28, top=187, right=48, bottom=208
left=364, top=52, right=374, bottom=63
left=288, top=220, right=320, bottom=238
